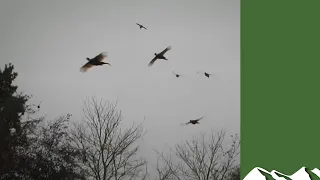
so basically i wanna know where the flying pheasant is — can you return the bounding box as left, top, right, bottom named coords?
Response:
left=204, top=72, right=212, bottom=78
left=80, top=52, right=110, bottom=72
left=148, top=46, right=172, bottom=67
left=197, top=71, right=212, bottom=78
left=172, top=71, right=182, bottom=78
left=185, top=116, right=204, bottom=125
left=33, top=101, right=42, bottom=109
left=136, top=23, right=147, bottom=30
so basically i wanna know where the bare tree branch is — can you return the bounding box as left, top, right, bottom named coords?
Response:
left=70, top=97, right=147, bottom=180
left=154, top=129, right=240, bottom=180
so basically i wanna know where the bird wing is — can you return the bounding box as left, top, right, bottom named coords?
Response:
left=142, top=26, right=147, bottom=29
left=196, top=116, right=204, bottom=121
left=93, top=52, right=108, bottom=62
left=191, top=116, right=203, bottom=121
left=80, top=62, right=94, bottom=72
left=136, top=23, right=141, bottom=26
left=148, top=56, right=158, bottom=67
left=159, top=46, right=172, bottom=56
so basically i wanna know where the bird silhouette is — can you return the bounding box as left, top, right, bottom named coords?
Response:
left=204, top=72, right=212, bottom=78
left=172, top=71, right=182, bottom=78
left=197, top=71, right=212, bottom=78
left=33, top=101, right=42, bottom=109
left=80, top=52, right=111, bottom=72
left=185, top=116, right=204, bottom=125
left=136, top=23, right=147, bottom=30
left=148, top=46, right=172, bottom=67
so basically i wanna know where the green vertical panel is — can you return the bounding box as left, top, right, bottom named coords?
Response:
left=241, top=0, right=320, bottom=179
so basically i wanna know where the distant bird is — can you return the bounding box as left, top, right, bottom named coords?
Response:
left=148, top=46, right=172, bottom=67
left=33, top=101, right=42, bottom=109
left=80, top=52, right=111, bottom=72
left=197, top=71, right=213, bottom=78
left=204, top=72, right=212, bottom=78
left=185, top=116, right=204, bottom=125
left=136, top=23, right=147, bottom=30
left=172, top=71, right=182, bottom=78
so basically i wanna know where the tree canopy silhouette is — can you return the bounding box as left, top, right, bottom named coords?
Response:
left=0, top=63, right=31, bottom=177
left=0, top=63, right=240, bottom=180
left=0, top=63, right=85, bottom=179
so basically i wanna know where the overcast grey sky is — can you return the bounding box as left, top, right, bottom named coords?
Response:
left=0, top=0, right=239, bottom=173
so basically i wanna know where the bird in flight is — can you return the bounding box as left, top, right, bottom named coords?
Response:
left=80, top=52, right=111, bottom=72
left=172, top=71, right=182, bottom=78
left=33, top=101, right=42, bottom=109
left=197, top=71, right=213, bottom=78
left=204, top=72, right=212, bottom=78
left=136, top=23, right=147, bottom=30
left=185, top=116, right=204, bottom=125
left=148, top=46, right=172, bottom=67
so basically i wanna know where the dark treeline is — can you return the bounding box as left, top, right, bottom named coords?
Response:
left=0, top=63, right=240, bottom=180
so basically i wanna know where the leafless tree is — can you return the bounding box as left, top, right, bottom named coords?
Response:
left=153, top=130, right=240, bottom=180
left=69, top=97, right=148, bottom=180
left=153, top=151, right=181, bottom=180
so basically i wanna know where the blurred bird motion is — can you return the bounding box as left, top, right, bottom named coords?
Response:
left=148, top=46, right=172, bottom=67
left=172, top=71, right=182, bottom=78
left=80, top=52, right=111, bottom=72
left=197, top=71, right=213, bottom=78
left=136, top=23, right=147, bottom=30
left=181, top=116, right=204, bottom=126
left=204, top=72, right=212, bottom=78
left=33, top=101, right=42, bottom=109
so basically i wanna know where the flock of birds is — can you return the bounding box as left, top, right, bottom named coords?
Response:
left=79, top=23, right=213, bottom=79
left=77, top=22, right=212, bottom=126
